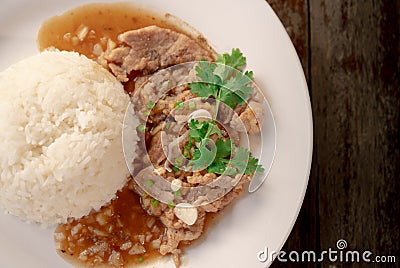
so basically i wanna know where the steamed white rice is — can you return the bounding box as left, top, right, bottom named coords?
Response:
left=0, top=50, right=135, bottom=226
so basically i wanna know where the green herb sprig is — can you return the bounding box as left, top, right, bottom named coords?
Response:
left=185, top=48, right=264, bottom=176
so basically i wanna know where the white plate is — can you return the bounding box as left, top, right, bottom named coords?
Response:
left=0, top=0, right=312, bottom=267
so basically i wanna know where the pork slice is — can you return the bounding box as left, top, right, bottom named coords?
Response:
left=202, top=175, right=251, bottom=213
left=148, top=131, right=167, bottom=165
left=105, top=26, right=214, bottom=81
left=159, top=210, right=206, bottom=255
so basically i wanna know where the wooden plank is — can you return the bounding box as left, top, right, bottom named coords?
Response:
left=266, top=2, right=319, bottom=267
left=268, top=0, right=310, bottom=81
left=310, top=0, right=400, bottom=267
left=268, top=0, right=399, bottom=267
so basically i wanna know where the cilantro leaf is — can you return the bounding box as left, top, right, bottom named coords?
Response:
left=215, top=139, right=232, bottom=159
left=188, top=120, right=222, bottom=141
left=230, top=147, right=264, bottom=175
left=223, top=71, right=253, bottom=102
left=192, top=147, right=201, bottom=160
left=218, top=89, right=245, bottom=108
left=186, top=49, right=264, bottom=175
left=214, top=63, right=233, bottom=82
left=195, top=60, right=217, bottom=82
left=224, top=166, right=238, bottom=176
left=230, top=147, right=249, bottom=174
left=189, top=60, right=219, bottom=98
left=245, top=70, right=254, bottom=81
left=207, top=161, right=227, bottom=174
left=246, top=156, right=265, bottom=174
left=216, top=48, right=247, bottom=70
left=205, top=139, right=232, bottom=174
left=188, top=82, right=217, bottom=98
left=188, top=120, right=208, bottom=142
left=205, top=121, right=222, bottom=138
left=189, top=49, right=253, bottom=111
left=188, top=121, right=222, bottom=171
left=188, top=119, right=201, bottom=130
left=190, top=138, right=217, bottom=171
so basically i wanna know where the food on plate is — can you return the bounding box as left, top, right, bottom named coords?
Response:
left=100, top=25, right=214, bottom=81
left=0, top=2, right=268, bottom=267
left=126, top=48, right=265, bottom=264
left=0, top=50, right=132, bottom=226
left=53, top=19, right=264, bottom=267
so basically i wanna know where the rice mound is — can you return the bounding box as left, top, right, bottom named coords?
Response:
left=0, top=50, right=135, bottom=227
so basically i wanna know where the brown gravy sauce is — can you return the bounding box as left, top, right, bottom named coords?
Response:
left=54, top=185, right=165, bottom=266
left=37, top=3, right=214, bottom=267
left=38, top=2, right=190, bottom=60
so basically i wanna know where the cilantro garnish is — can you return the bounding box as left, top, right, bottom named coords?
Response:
left=189, top=48, right=254, bottom=113
left=230, top=147, right=265, bottom=175
left=184, top=48, right=264, bottom=176
left=186, top=119, right=262, bottom=175
left=174, top=157, right=183, bottom=167
left=216, top=48, right=247, bottom=70
left=151, top=199, right=159, bottom=207
left=190, top=138, right=217, bottom=171
left=188, top=120, right=222, bottom=142
left=174, top=100, right=184, bottom=110
left=172, top=166, right=179, bottom=172
left=138, top=125, right=146, bottom=132
left=145, top=180, right=153, bottom=187
left=206, top=139, right=232, bottom=174
left=168, top=201, right=175, bottom=208
left=174, top=189, right=181, bottom=197
left=147, top=101, right=155, bottom=109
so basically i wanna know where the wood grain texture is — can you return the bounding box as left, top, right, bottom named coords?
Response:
left=268, top=0, right=310, bottom=81
left=311, top=0, right=400, bottom=266
left=267, top=1, right=319, bottom=267
left=268, top=0, right=400, bottom=267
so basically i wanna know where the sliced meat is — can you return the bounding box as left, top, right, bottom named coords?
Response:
left=202, top=175, right=251, bottom=213
left=159, top=209, right=206, bottom=256
left=148, top=131, right=167, bottom=165
left=187, top=172, right=216, bottom=185
left=230, top=101, right=264, bottom=135
left=104, top=26, right=214, bottom=81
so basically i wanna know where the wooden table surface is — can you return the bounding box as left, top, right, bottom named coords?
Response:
left=266, top=0, right=400, bottom=267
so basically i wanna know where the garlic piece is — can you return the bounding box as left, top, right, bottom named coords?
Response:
left=174, top=203, right=198, bottom=225
left=76, top=25, right=89, bottom=41
left=154, top=166, right=166, bottom=176
left=171, top=179, right=182, bottom=192
left=187, top=109, right=212, bottom=123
